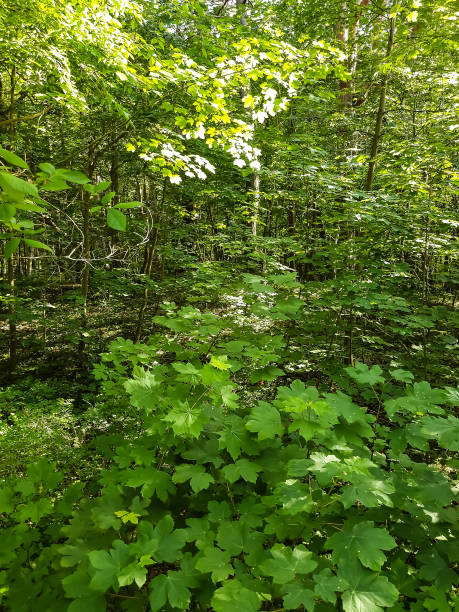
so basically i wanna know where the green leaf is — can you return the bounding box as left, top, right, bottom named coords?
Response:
left=0, top=171, right=38, bottom=197
left=222, top=458, right=261, bottom=483
left=0, top=147, right=29, bottom=170
left=341, top=475, right=394, bottom=509
left=390, top=368, right=414, bottom=383
left=339, top=560, right=399, bottom=612
left=0, top=203, right=16, bottom=222
left=250, top=365, right=284, bottom=383
left=326, top=521, right=396, bottom=571
left=124, top=372, right=161, bottom=411
left=172, top=464, right=215, bottom=493
left=149, top=572, right=191, bottom=611
left=313, top=568, right=344, bottom=604
left=67, top=596, right=106, bottom=612
left=345, top=362, right=385, bottom=386
left=210, top=354, right=231, bottom=370
left=56, top=169, right=89, bottom=184
left=117, top=561, right=147, bottom=588
left=282, top=582, right=315, bottom=611
left=162, top=403, right=208, bottom=438
left=23, top=238, right=53, bottom=253
left=195, top=547, right=233, bottom=582
left=135, top=515, right=186, bottom=563
left=274, top=479, right=314, bottom=514
left=114, top=201, right=143, bottom=209
left=216, top=521, right=247, bottom=557
left=40, top=177, right=70, bottom=191
left=259, top=544, right=317, bottom=583
left=88, top=541, right=130, bottom=592
left=125, top=468, right=176, bottom=502
left=38, top=163, right=56, bottom=175
left=4, top=237, right=20, bottom=260
left=211, top=579, right=260, bottom=612
left=246, top=401, right=283, bottom=440
left=101, top=191, right=115, bottom=205
left=107, top=208, right=126, bottom=231
left=419, top=415, right=459, bottom=451
left=0, top=487, right=15, bottom=513
left=59, top=544, right=89, bottom=568
left=14, top=200, right=45, bottom=212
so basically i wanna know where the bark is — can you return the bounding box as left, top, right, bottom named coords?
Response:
left=6, top=67, right=17, bottom=372
left=78, top=150, right=96, bottom=364
left=236, top=0, right=260, bottom=236
left=364, top=16, right=395, bottom=191
left=134, top=180, right=165, bottom=342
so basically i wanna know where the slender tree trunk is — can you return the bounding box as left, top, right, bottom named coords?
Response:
left=365, top=16, right=395, bottom=191
left=236, top=0, right=260, bottom=236
left=250, top=172, right=260, bottom=236
left=7, top=255, right=17, bottom=371
left=7, top=66, right=17, bottom=372
left=134, top=180, right=165, bottom=342
left=78, top=149, right=96, bottom=364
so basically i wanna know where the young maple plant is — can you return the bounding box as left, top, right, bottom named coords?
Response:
left=0, top=297, right=457, bottom=611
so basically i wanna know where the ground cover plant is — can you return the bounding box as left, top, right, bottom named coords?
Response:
left=0, top=0, right=458, bottom=610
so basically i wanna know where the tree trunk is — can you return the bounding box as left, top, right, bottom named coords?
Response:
left=78, top=149, right=96, bottom=364
left=365, top=16, right=395, bottom=191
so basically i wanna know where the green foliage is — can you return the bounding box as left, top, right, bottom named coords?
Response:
left=0, top=302, right=457, bottom=611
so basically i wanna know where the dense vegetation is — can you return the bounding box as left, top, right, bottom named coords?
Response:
left=0, top=0, right=457, bottom=610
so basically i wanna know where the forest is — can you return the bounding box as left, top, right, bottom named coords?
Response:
left=0, top=0, right=458, bottom=610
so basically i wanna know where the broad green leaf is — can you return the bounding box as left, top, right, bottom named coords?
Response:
left=124, top=468, right=175, bottom=502
left=259, top=544, right=317, bottom=583
left=107, top=208, right=126, bottom=231
left=246, top=401, right=283, bottom=439
left=282, top=582, right=315, bottom=611
left=326, top=521, right=396, bottom=571
left=56, top=169, right=89, bottom=184
left=390, top=369, right=414, bottom=383
left=14, top=200, right=45, bottom=212
left=67, top=596, right=106, bottom=612
left=117, top=561, right=147, bottom=588
left=250, top=365, right=284, bottom=383
left=38, top=163, right=56, bottom=175
left=216, top=521, right=247, bottom=556
left=339, top=560, right=399, bottom=612
left=149, top=572, right=191, bottom=611
left=211, top=579, right=260, bottom=612
left=313, top=568, right=344, bottom=604
left=222, top=458, right=261, bottom=483
left=59, top=544, right=89, bottom=568
left=88, top=541, right=130, bottom=592
left=40, top=177, right=70, bottom=191
left=4, top=237, right=20, bottom=260
left=274, top=479, right=314, bottom=514
left=124, top=372, right=161, bottom=411
left=114, top=201, right=143, bottom=208
left=0, top=147, right=29, bottom=170
left=345, top=362, right=385, bottom=386
left=100, top=191, right=115, bottom=205
left=132, top=516, right=186, bottom=562
left=195, top=547, right=233, bottom=582
left=220, top=384, right=239, bottom=409
left=0, top=487, right=15, bottom=513
left=0, top=203, right=16, bottom=222
left=172, top=464, right=215, bottom=493
left=210, top=354, right=230, bottom=370
left=419, top=415, right=459, bottom=451
left=341, top=475, right=394, bottom=509
left=0, top=171, right=38, bottom=197
left=162, top=403, right=208, bottom=438
left=23, top=238, right=53, bottom=252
